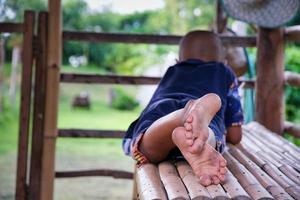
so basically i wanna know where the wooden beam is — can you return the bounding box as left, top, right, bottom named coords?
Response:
left=255, top=28, right=285, bottom=134
left=60, top=73, right=161, bottom=85
left=55, top=169, right=133, bottom=179
left=60, top=73, right=255, bottom=88
left=15, top=11, right=35, bottom=200
left=0, top=22, right=23, bottom=33
left=284, top=71, right=300, bottom=88
left=58, top=129, right=125, bottom=138
left=284, top=25, right=300, bottom=42
left=40, top=0, right=61, bottom=199
left=284, top=121, right=300, bottom=138
left=63, top=31, right=256, bottom=47
left=28, top=12, right=48, bottom=200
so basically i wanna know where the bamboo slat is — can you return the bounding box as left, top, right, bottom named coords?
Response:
left=137, top=164, right=167, bottom=200
left=278, top=164, right=300, bottom=185
left=176, top=161, right=211, bottom=200
left=244, top=125, right=300, bottom=168
left=246, top=122, right=300, bottom=155
left=222, top=170, right=251, bottom=200
left=158, top=161, right=189, bottom=200
left=228, top=145, right=292, bottom=199
left=263, top=164, right=300, bottom=199
left=243, top=128, right=300, bottom=170
left=223, top=152, right=273, bottom=200
left=240, top=135, right=300, bottom=199
left=206, top=184, right=229, bottom=200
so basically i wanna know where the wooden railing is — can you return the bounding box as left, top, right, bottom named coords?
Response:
left=2, top=11, right=300, bottom=200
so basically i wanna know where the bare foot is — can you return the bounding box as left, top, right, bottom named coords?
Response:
left=172, top=127, right=227, bottom=186
left=183, top=101, right=210, bottom=153
left=183, top=94, right=221, bottom=153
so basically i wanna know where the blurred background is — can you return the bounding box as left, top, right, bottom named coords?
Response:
left=0, top=0, right=299, bottom=199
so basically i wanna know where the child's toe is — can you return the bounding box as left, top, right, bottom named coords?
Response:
left=199, top=174, right=211, bottom=186
left=212, top=176, right=220, bottom=185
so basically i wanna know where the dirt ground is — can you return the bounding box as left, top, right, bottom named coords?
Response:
left=0, top=151, right=135, bottom=200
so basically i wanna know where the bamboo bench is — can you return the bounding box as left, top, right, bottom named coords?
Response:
left=134, top=122, right=300, bottom=200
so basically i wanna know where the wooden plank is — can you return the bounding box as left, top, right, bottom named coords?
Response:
left=0, top=22, right=23, bottom=33
left=223, top=152, right=273, bottom=200
left=28, top=12, right=48, bottom=200
left=15, top=10, right=35, bottom=200
left=40, top=0, right=61, bottom=199
left=63, top=31, right=257, bottom=47
left=284, top=121, right=300, bottom=138
left=136, top=164, right=167, bottom=200
left=158, top=161, right=189, bottom=200
left=176, top=161, right=211, bottom=200
left=228, top=144, right=292, bottom=199
left=55, top=169, right=133, bottom=179
left=284, top=25, right=300, bottom=42
left=255, top=28, right=285, bottom=134
left=58, top=129, right=125, bottom=138
left=222, top=170, right=250, bottom=200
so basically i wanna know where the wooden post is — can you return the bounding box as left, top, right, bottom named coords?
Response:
left=255, top=28, right=285, bottom=134
left=15, top=11, right=35, bottom=200
left=40, top=0, right=61, bottom=199
left=28, top=12, right=48, bottom=200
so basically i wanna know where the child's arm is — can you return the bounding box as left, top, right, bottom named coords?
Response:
left=225, top=68, right=244, bottom=144
left=226, top=125, right=242, bottom=144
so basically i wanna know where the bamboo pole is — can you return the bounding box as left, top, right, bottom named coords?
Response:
left=255, top=28, right=285, bottom=134
left=40, top=0, right=61, bottom=199
left=15, top=11, right=35, bottom=200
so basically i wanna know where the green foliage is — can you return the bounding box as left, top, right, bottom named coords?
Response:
left=110, top=87, right=139, bottom=111
left=285, top=46, right=300, bottom=122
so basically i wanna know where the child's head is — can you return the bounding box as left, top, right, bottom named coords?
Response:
left=179, top=31, right=225, bottom=63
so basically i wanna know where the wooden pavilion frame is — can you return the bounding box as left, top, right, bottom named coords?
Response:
left=1, top=0, right=300, bottom=199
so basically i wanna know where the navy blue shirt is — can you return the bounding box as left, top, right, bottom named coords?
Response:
left=123, top=59, right=243, bottom=154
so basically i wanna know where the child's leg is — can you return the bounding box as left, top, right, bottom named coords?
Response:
left=138, top=93, right=221, bottom=163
